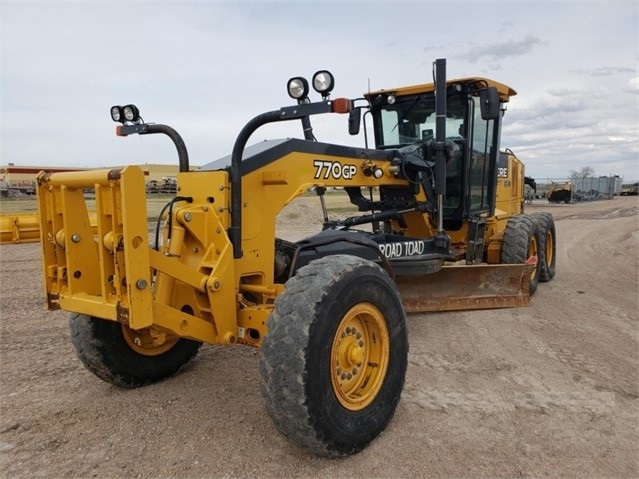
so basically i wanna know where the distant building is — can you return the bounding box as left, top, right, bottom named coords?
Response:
left=0, top=163, right=188, bottom=196
left=573, top=176, right=622, bottom=200
left=0, top=164, right=89, bottom=195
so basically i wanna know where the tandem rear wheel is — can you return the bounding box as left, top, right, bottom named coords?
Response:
left=501, top=214, right=542, bottom=294
left=69, top=313, right=202, bottom=388
left=258, top=255, right=409, bottom=457
left=531, top=212, right=557, bottom=282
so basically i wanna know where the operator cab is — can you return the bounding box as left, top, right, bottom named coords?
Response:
left=366, top=78, right=516, bottom=230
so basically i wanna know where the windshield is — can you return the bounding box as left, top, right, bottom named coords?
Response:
left=376, top=94, right=466, bottom=149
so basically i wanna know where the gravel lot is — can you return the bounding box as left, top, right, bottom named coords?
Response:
left=1, top=196, right=637, bottom=478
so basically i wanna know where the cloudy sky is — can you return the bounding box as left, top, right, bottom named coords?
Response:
left=2, top=1, right=637, bottom=181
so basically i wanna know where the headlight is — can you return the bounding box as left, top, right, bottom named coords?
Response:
left=123, top=104, right=140, bottom=122
left=287, top=77, right=309, bottom=100
left=110, top=105, right=123, bottom=122
left=312, top=70, right=334, bottom=96
left=387, top=94, right=396, bottom=105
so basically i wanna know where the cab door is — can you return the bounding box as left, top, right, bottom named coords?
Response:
left=466, top=95, right=499, bottom=216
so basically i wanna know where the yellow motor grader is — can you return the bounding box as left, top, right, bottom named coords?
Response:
left=35, top=59, right=556, bottom=457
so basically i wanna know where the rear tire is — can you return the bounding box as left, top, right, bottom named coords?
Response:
left=69, top=313, right=202, bottom=388
left=501, top=214, right=541, bottom=294
left=531, top=212, right=556, bottom=282
left=258, top=255, right=408, bottom=457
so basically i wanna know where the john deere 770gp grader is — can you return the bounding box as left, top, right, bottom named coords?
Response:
left=36, top=59, right=556, bottom=457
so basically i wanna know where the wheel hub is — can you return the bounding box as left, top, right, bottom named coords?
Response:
left=528, top=235, right=539, bottom=280
left=336, top=334, right=364, bottom=371
left=331, top=303, right=389, bottom=411
left=122, top=325, right=178, bottom=356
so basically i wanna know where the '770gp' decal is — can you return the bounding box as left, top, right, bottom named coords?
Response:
left=314, top=160, right=358, bottom=180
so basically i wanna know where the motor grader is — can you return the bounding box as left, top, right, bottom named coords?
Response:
left=35, top=59, right=556, bottom=457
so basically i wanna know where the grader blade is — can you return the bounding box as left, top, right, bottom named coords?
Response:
left=396, top=263, right=535, bottom=313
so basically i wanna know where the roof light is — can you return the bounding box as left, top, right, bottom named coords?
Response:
left=312, top=70, right=334, bottom=96
left=110, top=105, right=123, bottom=123
left=123, top=104, right=140, bottom=123
left=287, top=77, right=309, bottom=100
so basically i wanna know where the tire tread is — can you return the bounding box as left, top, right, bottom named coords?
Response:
left=258, top=255, right=407, bottom=457
left=69, top=313, right=201, bottom=388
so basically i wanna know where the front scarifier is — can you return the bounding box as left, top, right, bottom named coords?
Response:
left=35, top=59, right=556, bottom=457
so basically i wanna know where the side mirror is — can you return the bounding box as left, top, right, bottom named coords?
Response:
left=480, top=87, right=500, bottom=120
left=348, top=107, right=362, bottom=135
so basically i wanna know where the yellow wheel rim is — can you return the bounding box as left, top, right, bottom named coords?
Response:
left=545, top=230, right=554, bottom=270
left=528, top=234, right=539, bottom=280
left=122, top=325, right=179, bottom=356
left=331, top=303, right=389, bottom=411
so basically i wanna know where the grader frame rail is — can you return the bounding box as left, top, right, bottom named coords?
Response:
left=35, top=59, right=556, bottom=457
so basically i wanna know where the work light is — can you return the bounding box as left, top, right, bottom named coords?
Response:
left=110, top=106, right=123, bottom=122
left=123, top=104, right=140, bottom=123
left=312, top=70, right=334, bottom=96
left=287, top=77, right=309, bottom=100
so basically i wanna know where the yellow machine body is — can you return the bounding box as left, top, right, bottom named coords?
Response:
left=37, top=144, right=533, bottom=347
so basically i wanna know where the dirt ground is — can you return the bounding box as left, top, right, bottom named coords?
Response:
left=1, top=196, right=637, bottom=478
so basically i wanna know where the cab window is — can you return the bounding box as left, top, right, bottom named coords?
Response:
left=468, top=96, right=496, bottom=212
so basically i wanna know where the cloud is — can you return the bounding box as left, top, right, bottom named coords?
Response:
left=498, top=21, right=515, bottom=33
left=503, top=78, right=638, bottom=180
left=1, top=2, right=637, bottom=182
left=571, top=67, right=636, bottom=77
left=624, top=76, right=639, bottom=94
left=456, top=35, right=545, bottom=64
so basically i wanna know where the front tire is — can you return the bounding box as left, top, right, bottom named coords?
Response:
left=258, top=255, right=408, bottom=457
left=501, top=214, right=542, bottom=294
left=69, top=313, right=202, bottom=388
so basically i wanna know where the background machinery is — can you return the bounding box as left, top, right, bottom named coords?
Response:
left=548, top=180, right=574, bottom=203
left=621, top=182, right=639, bottom=196
left=35, top=59, right=556, bottom=457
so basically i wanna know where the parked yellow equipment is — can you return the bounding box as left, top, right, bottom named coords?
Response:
left=35, top=59, right=556, bottom=457
left=548, top=180, right=573, bottom=203
left=0, top=213, right=40, bottom=244
left=0, top=212, right=98, bottom=245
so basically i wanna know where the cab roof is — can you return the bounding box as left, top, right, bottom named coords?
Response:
left=365, top=77, right=517, bottom=102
